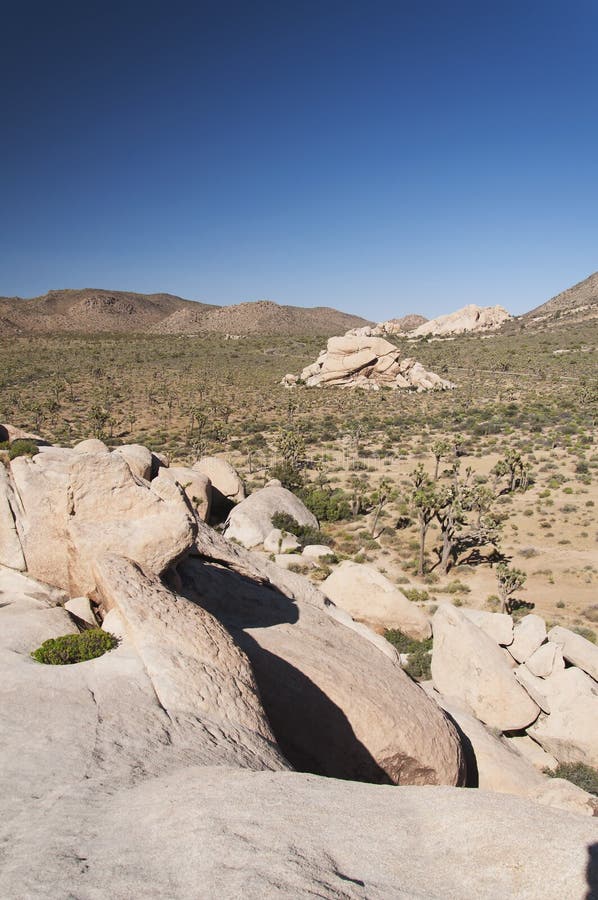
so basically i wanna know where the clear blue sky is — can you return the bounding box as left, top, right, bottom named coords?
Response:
left=2, top=0, right=597, bottom=318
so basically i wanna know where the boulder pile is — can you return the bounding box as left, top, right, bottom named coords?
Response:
left=429, top=603, right=598, bottom=815
left=408, top=303, right=512, bottom=337
left=282, top=334, right=455, bottom=391
left=1, top=425, right=597, bottom=897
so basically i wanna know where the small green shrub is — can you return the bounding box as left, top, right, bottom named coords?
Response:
left=545, top=762, right=598, bottom=796
left=0, top=439, right=40, bottom=460
left=402, top=587, right=430, bottom=603
left=270, top=512, right=329, bottom=548
left=444, top=580, right=471, bottom=594
left=31, top=629, right=118, bottom=665
left=383, top=629, right=433, bottom=680
left=572, top=625, right=597, bottom=644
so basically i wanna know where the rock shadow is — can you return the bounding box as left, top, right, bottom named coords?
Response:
left=237, top=634, right=393, bottom=785
left=176, top=555, right=392, bottom=784
left=177, top=555, right=299, bottom=629
left=588, top=843, right=598, bottom=900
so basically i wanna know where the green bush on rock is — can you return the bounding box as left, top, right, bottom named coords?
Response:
left=31, top=629, right=118, bottom=665
left=545, top=762, right=598, bottom=796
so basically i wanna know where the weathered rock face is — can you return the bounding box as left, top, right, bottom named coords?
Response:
left=322, top=560, right=431, bottom=640
left=0, top=465, right=26, bottom=571
left=156, top=465, right=212, bottom=522
left=223, top=483, right=318, bottom=549
left=263, top=528, right=300, bottom=554
left=284, top=334, right=455, bottom=391
left=193, top=456, right=245, bottom=505
left=548, top=625, right=598, bottom=682
left=508, top=614, right=547, bottom=663
left=460, top=608, right=514, bottom=646
left=431, top=605, right=540, bottom=730
left=526, top=640, right=565, bottom=678
left=94, top=555, right=286, bottom=768
left=9, top=448, right=196, bottom=596
left=527, top=667, right=598, bottom=767
left=408, top=303, right=512, bottom=336
left=113, top=444, right=153, bottom=480
left=428, top=692, right=597, bottom=817
left=178, top=551, right=465, bottom=788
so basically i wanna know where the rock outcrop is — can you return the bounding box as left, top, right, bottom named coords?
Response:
left=408, top=303, right=512, bottom=336
left=8, top=446, right=196, bottom=596
left=283, top=334, right=455, bottom=391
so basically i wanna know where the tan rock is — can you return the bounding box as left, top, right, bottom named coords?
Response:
left=526, top=641, right=565, bottom=678
left=193, top=456, right=245, bottom=504
left=431, top=605, right=540, bottom=730
left=302, top=544, right=334, bottom=559
left=548, top=625, right=598, bottom=682
left=113, top=444, right=152, bottom=480
left=0, top=465, right=25, bottom=571
left=409, top=304, right=512, bottom=337
left=527, top=667, right=598, bottom=766
left=223, top=484, right=318, bottom=549
left=263, top=528, right=300, bottom=554
left=64, top=596, right=98, bottom=627
left=508, top=614, right=547, bottom=663
left=179, top=552, right=465, bottom=787
left=94, top=554, right=286, bottom=767
left=506, top=735, right=558, bottom=771
left=460, top=608, right=514, bottom=645
left=156, top=465, right=212, bottom=521
left=322, top=560, right=431, bottom=640
left=73, top=438, right=110, bottom=454
left=515, top=664, right=552, bottom=713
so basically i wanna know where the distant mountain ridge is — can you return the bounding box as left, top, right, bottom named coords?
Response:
left=0, top=289, right=371, bottom=337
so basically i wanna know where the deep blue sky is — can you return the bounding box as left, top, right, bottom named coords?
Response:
left=2, top=1, right=597, bottom=318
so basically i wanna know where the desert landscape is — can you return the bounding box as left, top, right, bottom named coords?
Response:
left=3, top=2, right=598, bottom=894
left=1, top=272, right=597, bottom=897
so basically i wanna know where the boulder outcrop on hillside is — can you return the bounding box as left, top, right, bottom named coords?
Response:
left=282, top=334, right=455, bottom=391
left=408, top=303, right=512, bottom=336
left=7, top=446, right=196, bottom=596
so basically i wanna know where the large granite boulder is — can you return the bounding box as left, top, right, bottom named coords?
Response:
left=155, top=465, right=212, bottom=521
left=9, top=448, right=196, bottom=597
left=527, top=667, right=598, bottom=767
left=113, top=443, right=153, bottom=480
left=193, top=456, right=245, bottom=505
left=322, top=560, right=431, bottom=639
left=223, top=483, right=318, bottom=549
left=178, top=549, right=465, bottom=787
left=0, top=464, right=25, bottom=571
left=431, top=605, right=540, bottom=731
left=548, top=625, right=598, bottom=682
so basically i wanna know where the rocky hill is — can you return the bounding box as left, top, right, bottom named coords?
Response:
left=0, top=289, right=370, bottom=337
left=521, top=271, right=598, bottom=326
left=0, top=288, right=213, bottom=334
left=408, top=304, right=512, bottom=337
left=153, top=299, right=371, bottom=336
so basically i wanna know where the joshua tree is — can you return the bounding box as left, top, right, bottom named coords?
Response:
left=410, top=465, right=437, bottom=576
left=431, top=439, right=451, bottom=481
left=493, top=449, right=530, bottom=493
left=370, top=477, right=396, bottom=539
left=496, top=563, right=527, bottom=613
